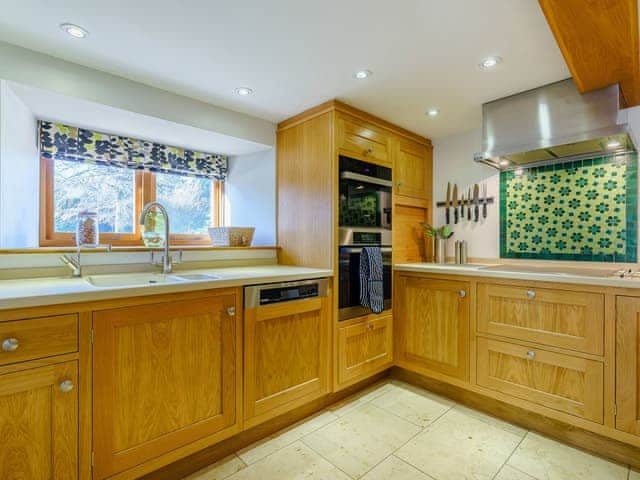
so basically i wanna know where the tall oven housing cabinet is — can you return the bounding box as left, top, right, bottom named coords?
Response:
left=276, top=100, right=433, bottom=391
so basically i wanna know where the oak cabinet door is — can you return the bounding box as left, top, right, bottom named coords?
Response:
left=616, top=296, right=640, bottom=436
left=337, top=314, right=393, bottom=387
left=395, top=275, right=470, bottom=381
left=477, top=337, right=603, bottom=423
left=337, top=114, right=390, bottom=165
left=244, top=296, right=331, bottom=427
left=92, top=293, right=240, bottom=479
left=393, top=138, right=432, bottom=201
left=477, top=283, right=604, bottom=355
left=0, top=361, right=78, bottom=480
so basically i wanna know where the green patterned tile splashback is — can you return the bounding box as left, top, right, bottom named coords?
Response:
left=500, top=154, right=638, bottom=262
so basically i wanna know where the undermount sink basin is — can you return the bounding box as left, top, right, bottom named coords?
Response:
left=86, top=273, right=185, bottom=287
left=85, top=272, right=221, bottom=287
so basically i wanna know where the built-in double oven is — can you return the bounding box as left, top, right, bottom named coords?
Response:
left=338, top=156, right=392, bottom=321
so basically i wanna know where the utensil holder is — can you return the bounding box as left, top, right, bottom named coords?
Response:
left=434, top=238, right=447, bottom=264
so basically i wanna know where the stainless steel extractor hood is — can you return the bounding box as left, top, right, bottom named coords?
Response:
left=474, top=78, right=636, bottom=171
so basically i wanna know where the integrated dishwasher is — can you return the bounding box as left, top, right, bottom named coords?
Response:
left=243, top=278, right=331, bottom=426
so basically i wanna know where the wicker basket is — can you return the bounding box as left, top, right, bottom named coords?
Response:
left=208, top=227, right=255, bottom=247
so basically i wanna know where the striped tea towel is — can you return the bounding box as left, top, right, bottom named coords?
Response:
left=359, top=246, right=384, bottom=314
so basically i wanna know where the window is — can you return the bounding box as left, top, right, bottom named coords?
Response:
left=40, top=158, right=223, bottom=246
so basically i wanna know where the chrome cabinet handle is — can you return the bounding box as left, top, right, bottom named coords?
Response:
left=526, top=290, right=536, bottom=299
left=2, top=338, right=19, bottom=352
left=59, top=380, right=74, bottom=393
left=526, top=350, right=536, bottom=360
left=458, top=290, right=466, bottom=298
left=227, top=307, right=236, bottom=317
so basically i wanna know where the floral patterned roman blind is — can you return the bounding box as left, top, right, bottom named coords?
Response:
left=39, top=120, right=228, bottom=180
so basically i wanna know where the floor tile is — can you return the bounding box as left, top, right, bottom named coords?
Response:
left=395, top=407, right=524, bottom=480
left=328, top=381, right=394, bottom=417
left=495, top=465, right=537, bottom=480
left=237, top=410, right=337, bottom=465
left=184, top=454, right=246, bottom=480
left=507, top=433, right=628, bottom=480
left=361, top=455, right=435, bottom=480
left=302, top=402, right=422, bottom=478
left=370, top=382, right=453, bottom=427
left=227, top=442, right=351, bottom=480
left=452, top=404, right=527, bottom=437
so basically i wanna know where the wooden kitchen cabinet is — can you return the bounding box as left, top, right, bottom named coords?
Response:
left=337, top=314, right=393, bottom=388
left=477, top=337, right=604, bottom=423
left=92, top=290, right=242, bottom=479
left=244, top=294, right=331, bottom=427
left=0, top=361, right=78, bottom=479
left=393, top=137, right=432, bottom=202
left=337, top=113, right=390, bottom=165
left=477, top=283, right=604, bottom=355
left=616, top=296, right=640, bottom=436
left=394, top=275, right=470, bottom=381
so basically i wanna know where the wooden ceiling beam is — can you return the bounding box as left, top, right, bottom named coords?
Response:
left=539, top=0, right=640, bottom=107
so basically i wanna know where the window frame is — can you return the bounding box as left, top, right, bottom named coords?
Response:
left=39, top=156, right=223, bottom=247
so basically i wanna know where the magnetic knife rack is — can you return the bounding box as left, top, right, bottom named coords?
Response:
left=435, top=197, right=495, bottom=207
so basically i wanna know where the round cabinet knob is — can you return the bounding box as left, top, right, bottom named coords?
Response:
left=2, top=338, right=19, bottom=352
left=526, top=290, right=536, bottom=299
left=526, top=350, right=536, bottom=360
left=226, top=307, right=236, bottom=317
left=367, top=323, right=374, bottom=331
left=397, top=181, right=403, bottom=187
left=59, top=380, right=74, bottom=393
left=458, top=290, right=466, bottom=298
left=364, top=147, right=373, bottom=155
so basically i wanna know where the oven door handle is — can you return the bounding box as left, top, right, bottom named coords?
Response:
left=340, top=247, right=393, bottom=254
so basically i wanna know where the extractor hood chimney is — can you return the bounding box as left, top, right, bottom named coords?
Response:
left=474, top=78, right=636, bottom=171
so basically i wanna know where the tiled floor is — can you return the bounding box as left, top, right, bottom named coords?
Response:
left=184, top=381, right=637, bottom=480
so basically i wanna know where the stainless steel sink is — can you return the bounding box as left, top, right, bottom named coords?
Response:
left=86, top=273, right=185, bottom=287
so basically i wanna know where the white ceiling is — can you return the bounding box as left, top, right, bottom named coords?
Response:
left=0, top=0, right=570, bottom=140
left=7, top=81, right=271, bottom=156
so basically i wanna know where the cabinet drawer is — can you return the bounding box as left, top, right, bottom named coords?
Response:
left=477, top=337, right=603, bottom=423
left=0, top=314, right=78, bottom=365
left=477, top=283, right=604, bottom=355
left=338, top=116, right=389, bottom=164
left=338, top=315, right=393, bottom=386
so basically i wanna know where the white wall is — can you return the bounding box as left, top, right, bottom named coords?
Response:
left=0, top=41, right=275, bottom=148
left=0, top=81, right=39, bottom=248
left=433, top=128, right=499, bottom=260
left=225, top=149, right=276, bottom=246
left=433, top=105, right=640, bottom=261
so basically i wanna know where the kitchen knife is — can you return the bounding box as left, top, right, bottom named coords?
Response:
left=467, top=187, right=472, bottom=221
left=460, top=193, right=465, bottom=220
left=473, top=184, right=480, bottom=222
left=452, top=184, right=459, bottom=224
left=482, top=183, right=488, bottom=219
left=445, top=182, right=451, bottom=224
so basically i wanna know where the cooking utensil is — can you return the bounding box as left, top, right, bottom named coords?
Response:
left=473, top=184, right=480, bottom=222
left=453, top=184, right=459, bottom=224
left=460, top=193, right=465, bottom=220
left=482, top=183, right=488, bottom=219
left=467, top=187, right=472, bottom=221
left=445, top=182, right=451, bottom=224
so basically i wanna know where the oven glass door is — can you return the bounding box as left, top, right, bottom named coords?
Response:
left=338, top=246, right=392, bottom=321
left=339, top=179, right=391, bottom=229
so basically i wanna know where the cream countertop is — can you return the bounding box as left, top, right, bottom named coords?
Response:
left=0, top=265, right=333, bottom=311
left=393, top=262, right=640, bottom=289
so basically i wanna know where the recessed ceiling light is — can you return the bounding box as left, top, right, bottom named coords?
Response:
left=234, top=87, right=253, bottom=96
left=60, top=23, right=89, bottom=38
left=426, top=108, right=440, bottom=118
left=499, top=159, right=510, bottom=167
left=353, top=69, right=372, bottom=80
left=479, top=56, right=502, bottom=70
left=606, top=140, right=622, bottom=149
